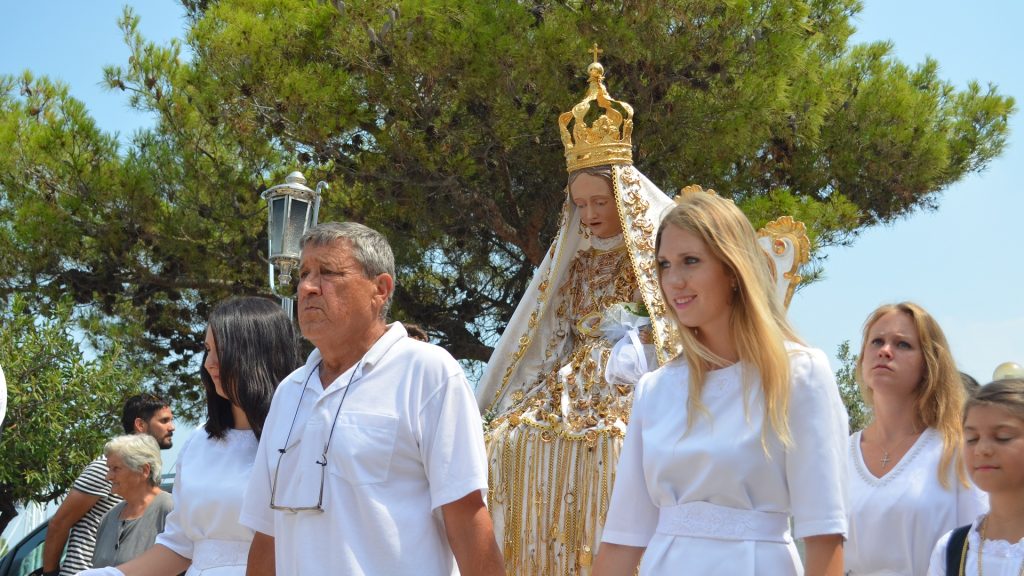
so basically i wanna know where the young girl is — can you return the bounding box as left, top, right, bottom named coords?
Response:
left=927, top=378, right=1024, bottom=576
left=593, top=189, right=848, bottom=576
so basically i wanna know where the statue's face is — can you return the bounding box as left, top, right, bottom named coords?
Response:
left=570, top=173, right=621, bottom=239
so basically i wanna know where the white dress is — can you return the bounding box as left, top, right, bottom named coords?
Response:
left=927, top=515, right=1024, bottom=576
left=845, top=428, right=988, bottom=576
left=155, top=428, right=258, bottom=576
left=602, top=343, right=849, bottom=575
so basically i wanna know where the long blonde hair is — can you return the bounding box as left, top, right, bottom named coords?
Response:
left=855, top=302, right=968, bottom=488
left=656, top=192, right=802, bottom=447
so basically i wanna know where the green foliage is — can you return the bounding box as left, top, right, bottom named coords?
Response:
left=174, top=0, right=1013, bottom=362
left=0, top=1, right=1015, bottom=400
left=0, top=294, right=145, bottom=535
left=836, top=339, right=870, bottom=432
left=0, top=13, right=279, bottom=408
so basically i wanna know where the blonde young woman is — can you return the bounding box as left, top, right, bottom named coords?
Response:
left=845, top=302, right=986, bottom=576
left=594, top=190, right=849, bottom=576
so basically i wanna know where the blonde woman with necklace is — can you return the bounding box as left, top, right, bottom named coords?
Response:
left=846, top=302, right=987, bottom=575
left=928, top=378, right=1024, bottom=576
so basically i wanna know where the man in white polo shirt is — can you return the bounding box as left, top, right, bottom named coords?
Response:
left=241, top=222, right=504, bottom=575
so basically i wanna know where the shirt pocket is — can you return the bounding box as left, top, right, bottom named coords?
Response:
left=327, top=411, right=399, bottom=485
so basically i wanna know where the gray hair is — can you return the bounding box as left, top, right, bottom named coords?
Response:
left=300, top=222, right=396, bottom=319
left=104, top=434, right=162, bottom=486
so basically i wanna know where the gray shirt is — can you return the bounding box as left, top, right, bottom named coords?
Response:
left=91, top=491, right=173, bottom=568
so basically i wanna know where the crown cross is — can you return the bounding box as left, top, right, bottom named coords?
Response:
left=588, top=43, right=603, bottom=63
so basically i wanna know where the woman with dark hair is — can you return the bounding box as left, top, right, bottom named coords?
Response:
left=200, top=297, right=294, bottom=442
left=78, top=296, right=298, bottom=576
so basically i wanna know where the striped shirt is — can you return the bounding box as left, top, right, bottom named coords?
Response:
left=60, top=456, right=122, bottom=576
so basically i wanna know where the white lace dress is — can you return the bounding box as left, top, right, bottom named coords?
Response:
left=927, top=515, right=1024, bottom=576
left=155, top=428, right=258, bottom=575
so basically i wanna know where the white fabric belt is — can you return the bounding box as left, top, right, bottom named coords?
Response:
left=192, top=539, right=251, bottom=570
left=655, top=501, right=791, bottom=543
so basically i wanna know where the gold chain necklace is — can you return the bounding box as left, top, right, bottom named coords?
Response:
left=978, top=515, right=1024, bottom=576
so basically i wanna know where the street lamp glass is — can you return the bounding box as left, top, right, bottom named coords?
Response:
left=285, top=198, right=311, bottom=257
left=270, top=196, right=286, bottom=257
left=263, top=171, right=324, bottom=302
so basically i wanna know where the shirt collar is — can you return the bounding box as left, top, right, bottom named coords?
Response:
left=360, top=322, right=407, bottom=372
left=290, top=322, right=409, bottom=387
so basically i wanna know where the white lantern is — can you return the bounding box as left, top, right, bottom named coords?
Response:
left=262, top=171, right=326, bottom=313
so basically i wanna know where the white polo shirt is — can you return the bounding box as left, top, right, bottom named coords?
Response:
left=240, top=323, right=488, bottom=575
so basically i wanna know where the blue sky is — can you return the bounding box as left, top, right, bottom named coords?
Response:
left=0, top=1, right=1019, bottom=381
left=788, top=0, right=1023, bottom=383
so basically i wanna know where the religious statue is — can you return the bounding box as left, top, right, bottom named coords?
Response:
left=476, top=46, right=681, bottom=575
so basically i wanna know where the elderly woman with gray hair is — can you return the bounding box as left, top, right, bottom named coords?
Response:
left=89, top=435, right=173, bottom=569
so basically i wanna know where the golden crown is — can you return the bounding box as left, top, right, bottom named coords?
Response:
left=558, top=44, right=634, bottom=173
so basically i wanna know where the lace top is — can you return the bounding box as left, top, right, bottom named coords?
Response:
left=927, top=515, right=1024, bottom=576
left=847, top=429, right=988, bottom=575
